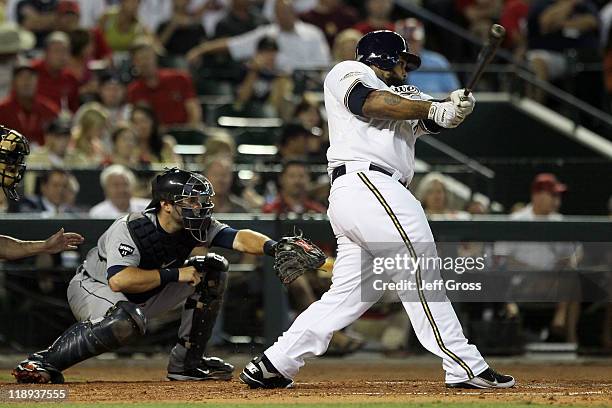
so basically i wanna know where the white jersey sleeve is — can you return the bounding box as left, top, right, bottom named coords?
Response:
left=325, top=61, right=382, bottom=114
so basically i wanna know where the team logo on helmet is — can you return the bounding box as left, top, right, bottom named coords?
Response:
left=0, top=126, right=30, bottom=201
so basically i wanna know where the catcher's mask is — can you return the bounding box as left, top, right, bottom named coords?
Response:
left=147, top=168, right=215, bottom=242
left=0, top=126, right=30, bottom=201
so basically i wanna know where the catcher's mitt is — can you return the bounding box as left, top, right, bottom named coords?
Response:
left=274, top=235, right=326, bottom=284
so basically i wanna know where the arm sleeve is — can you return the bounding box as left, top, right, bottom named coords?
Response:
left=210, top=227, right=239, bottom=249
left=227, top=27, right=265, bottom=61
left=326, top=61, right=381, bottom=114
left=203, top=218, right=231, bottom=248
left=105, top=222, right=141, bottom=278
left=346, top=82, right=377, bottom=116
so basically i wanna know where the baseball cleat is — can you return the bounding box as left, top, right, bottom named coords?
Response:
left=167, top=356, right=234, bottom=381
left=239, top=354, right=294, bottom=389
left=12, top=359, right=64, bottom=384
left=446, top=367, right=515, bottom=389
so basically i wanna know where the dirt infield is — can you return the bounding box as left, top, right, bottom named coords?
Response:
left=1, top=357, right=611, bottom=406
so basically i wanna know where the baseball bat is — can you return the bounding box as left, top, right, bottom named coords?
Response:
left=463, top=24, right=506, bottom=96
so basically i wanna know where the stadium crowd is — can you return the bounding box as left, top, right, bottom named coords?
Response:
left=0, top=0, right=610, bottom=355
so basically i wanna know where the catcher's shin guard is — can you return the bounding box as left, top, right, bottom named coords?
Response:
left=29, top=301, right=146, bottom=372
left=182, top=268, right=228, bottom=370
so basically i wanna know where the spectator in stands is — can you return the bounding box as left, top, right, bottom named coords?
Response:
left=353, top=0, right=395, bottom=34
left=262, top=159, right=326, bottom=214
left=89, top=164, right=149, bottom=217
left=66, top=28, right=98, bottom=101
left=55, top=0, right=112, bottom=61
left=455, top=0, right=502, bottom=40
left=128, top=39, right=202, bottom=129
left=97, top=71, right=130, bottom=124
left=101, top=124, right=141, bottom=168
left=0, top=60, right=59, bottom=146
left=156, top=0, right=207, bottom=58
left=130, top=104, right=183, bottom=165
left=202, top=130, right=237, bottom=160
left=18, top=168, right=75, bottom=215
left=526, top=0, right=600, bottom=101
left=500, top=0, right=529, bottom=58
left=234, top=36, right=292, bottom=117
left=214, top=0, right=267, bottom=38
left=299, top=0, right=359, bottom=46
left=494, top=173, right=581, bottom=343
left=186, top=0, right=331, bottom=73
left=0, top=22, right=35, bottom=99
left=277, top=122, right=310, bottom=160
left=27, top=117, right=88, bottom=167
left=32, top=31, right=80, bottom=112
left=465, top=199, right=488, bottom=215
left=332, top=28, right=361, bottom=63
left=203, top=155, right=249, bottom=213
left=71, top=101, right=109, bottom=165
left=99, top=0, right=151, bottom=53
left=15, top=0, right=58, bottom=47
left=415, top=172, right=469, bottom=218
left=396, top=18, right=461, bottom=94
left=293, top=96, right=328, bottom=161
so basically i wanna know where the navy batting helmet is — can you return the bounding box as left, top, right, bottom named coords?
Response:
left=147, top=168, right=215, bottom=242
left=356, top=30, right=421, bottom=71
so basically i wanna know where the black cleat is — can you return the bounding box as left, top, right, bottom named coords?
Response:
left=446, top=367, right=515, bottom=389
left=240, top=355, right=294, bottom=389
left=167, top=356, right=234, bottom=381
left=12, top=359, right=64, bottom=384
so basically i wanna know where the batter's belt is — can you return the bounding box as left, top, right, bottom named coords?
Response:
left=331, top=163, right=404, bottom=186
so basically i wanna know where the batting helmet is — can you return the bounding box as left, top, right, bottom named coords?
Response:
left=0, top=126, right=29, bottom=201
left=147, top=168, right=215, bottom=242
left=356, top=30, right=421, bottom=71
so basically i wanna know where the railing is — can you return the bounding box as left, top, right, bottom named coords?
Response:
left=0, top=215, right=610, bottom=350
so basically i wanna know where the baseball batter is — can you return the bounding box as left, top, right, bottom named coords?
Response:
left=240, top=30, right=515, bottom=389
left=12, top=168, right=324, bottom=384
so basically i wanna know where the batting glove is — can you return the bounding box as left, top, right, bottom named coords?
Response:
left=450, top=89, right=476, bottom=116
left=428, top=101, right=464, bottom=128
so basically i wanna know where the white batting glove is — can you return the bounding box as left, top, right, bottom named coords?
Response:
left=450, top=89, right=476, bottom=116
left=427, top=101, right=464, bottom=128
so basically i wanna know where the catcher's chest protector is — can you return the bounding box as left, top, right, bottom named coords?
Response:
left=127, top=212, right=199, bottom=270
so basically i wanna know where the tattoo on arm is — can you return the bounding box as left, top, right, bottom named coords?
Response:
left=383, top=93, right=402, bottom=106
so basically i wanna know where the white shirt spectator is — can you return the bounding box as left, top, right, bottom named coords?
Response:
left=228, top=21, right=330, bottom=72
left=89, top=197, right=150, bottom=218
left=494, top=205, right=579, bottom=270
left=263, top=0, right=316, bottom=21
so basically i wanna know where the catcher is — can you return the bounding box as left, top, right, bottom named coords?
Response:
left=0, top=125, right=83, bottom=260
left=12, top=167, right=325, bottom=383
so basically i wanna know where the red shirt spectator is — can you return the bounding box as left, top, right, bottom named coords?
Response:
left=300, top=0, right=360, bottom=46
left=128, top=41, right=202, bottom=127
left=353, top=0, right=395, bottom=34
left=500, top=0, right=529, bottom=49
left=56, top=0, right=112, bottom=60
left=128, top=69, right=198, bottom=126
left=262, top=196, right=326, bottom=214
left=0, top=64, right=59, bottom=146
left=32, top=31, right=80, bottom=112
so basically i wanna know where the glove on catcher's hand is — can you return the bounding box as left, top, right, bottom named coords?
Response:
left=185, top=253, right=229, bottom=273
left=274, top=235, right=326, bottom=284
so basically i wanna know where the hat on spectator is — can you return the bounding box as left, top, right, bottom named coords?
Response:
left=46, top=118, right=72, bottom=136
left=57, top=0, right=80, bottom=15
left=99, top=69, right=124, bottom=85
left=531, top=173, right=567, bottom=194
left=46, top=31, right=71, bottom=47
left=0, top=22, right=35, bottom=55
left=395, top=18, right=425, bottom=43
left=12, top=58, right=36, bottom=75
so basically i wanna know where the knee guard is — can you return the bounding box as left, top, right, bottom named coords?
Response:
left=182, top=267, right=228, bottom=370
left=31, top=301, right=146, bottom=372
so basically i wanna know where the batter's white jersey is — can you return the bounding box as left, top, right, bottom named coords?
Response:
left=324, top=60, right=435, bottom=185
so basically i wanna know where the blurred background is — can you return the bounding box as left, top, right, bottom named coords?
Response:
left=0, top=0, right=610, bottom=360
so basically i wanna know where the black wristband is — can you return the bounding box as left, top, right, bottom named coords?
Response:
left=159, top=267, right=179, bottom=286
left=263, top=239, right=278, bottom=257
